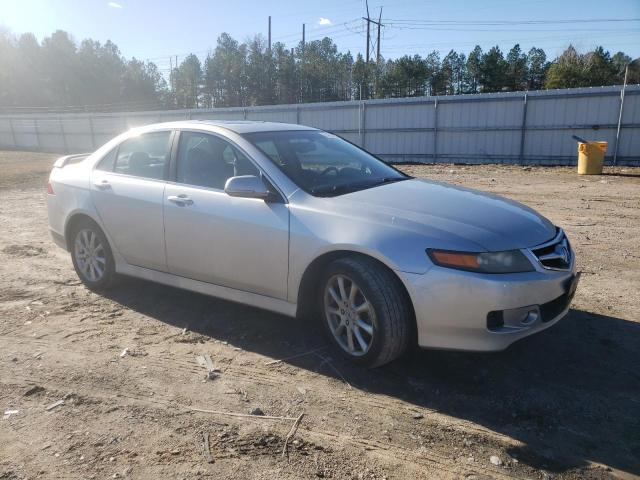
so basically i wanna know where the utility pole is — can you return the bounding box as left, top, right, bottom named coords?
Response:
left=362, top=2, right=383, bottom=64
left=376, top=7, right=382, bottom=64
left=300, top=23, right=306, bottom=103
left=268, top=16, right=272, bottom=51
left=169, top=55, right=173, bottom=93
left=363, top=0, right=370, bottom=63
left=361, top=1, right=383, bottom=97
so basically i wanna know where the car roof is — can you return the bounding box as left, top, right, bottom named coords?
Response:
left=138, top=120, right=318, bottom=135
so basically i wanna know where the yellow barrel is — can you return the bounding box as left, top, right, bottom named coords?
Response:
left=577, top=141, right=607, bottom=175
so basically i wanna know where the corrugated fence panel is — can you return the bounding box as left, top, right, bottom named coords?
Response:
left=35, top=119, right=66, bottom=151
left=194, top=110, right=245, bottom=121
left=365, top=102, right=435, bottom=160
left=439, top=98, right=522, bottom=128
left=61, top=117, right=96, bottom=152
left=438, top=131, right=522, bottom=162
left=11, top=118, right=39, bottom=150
left=367, top=102, right=435, bottom=129
left=157, top=111, right=191, bottom=122
left=246, top=108, right=297, bottom=123
left=0, top=118, right=13, bottom=146
left=299, top=104, right=360, bottom=132
left=122, top=115, right=164, bottom=130
left=619, top=93, right=640, bottom=159
left=622, top=91, right=640, bottom=125
left=337, top=132, right=360, bottom=145
left=63, top=118, right=93, bottom=134
left=524, top=127, right=618, bottom=164
left=0, top=86, right=637, bottom=165
left=368, top=131, right=433, bottom=158
left=437, top=97, right=524, bottom=162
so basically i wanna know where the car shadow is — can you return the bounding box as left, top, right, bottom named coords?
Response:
left=101, top=276, right=640, bottom=476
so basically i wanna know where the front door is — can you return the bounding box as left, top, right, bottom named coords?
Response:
left=163, top=130, right=289, bottom=299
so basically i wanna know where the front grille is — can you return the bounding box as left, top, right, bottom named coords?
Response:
left=530, top=229, right=572, bottom=270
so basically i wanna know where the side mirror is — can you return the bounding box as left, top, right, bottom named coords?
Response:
left=224, top=175, right=271, bottom=200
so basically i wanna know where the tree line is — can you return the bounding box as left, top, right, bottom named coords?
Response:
left=0, top=28, right=636, bottom=112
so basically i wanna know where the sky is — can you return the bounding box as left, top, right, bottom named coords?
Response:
left=2, top=0, right=639, bottom=76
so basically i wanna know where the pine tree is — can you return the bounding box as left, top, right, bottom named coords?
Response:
left=465, top=46, right=483, bottom=94
left=526, top=48, right=548, bottom=91
left=545, top=45, right=585, bottom=89
left=479, top=46, right=508, bottom=92
left=583, top=46, right=617, bottom=87
left=173, top=54, right=202, bottom=108
left=506, top=44, right=528, bottom=91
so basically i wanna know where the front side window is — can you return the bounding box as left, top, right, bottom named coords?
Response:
left=114, top=131, right=172, bottom=180
left=243, top=130, right=408, bottom=197
left=176, top=131, right=258, bottom=190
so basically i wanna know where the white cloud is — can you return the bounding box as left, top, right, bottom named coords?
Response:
left=318, top=17, right=332, bottom=25
left=108, top=2, right=123, bottom=8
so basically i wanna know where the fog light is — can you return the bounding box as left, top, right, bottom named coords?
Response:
left=487, top=311, right=504, bottom=331
left=521, top=310, right=539, bottom=326
left=487, top=305, right=541, bottom=332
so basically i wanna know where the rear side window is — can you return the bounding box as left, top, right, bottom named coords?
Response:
left=114, top=131, right=172, bottom=180
left=95, top=148, right=116, bottom=171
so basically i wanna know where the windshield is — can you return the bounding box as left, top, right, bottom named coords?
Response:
left=242, top=130, right=409, bottom=197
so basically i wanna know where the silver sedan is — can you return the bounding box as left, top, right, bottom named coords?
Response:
left=47, top=121, right=579, bottom=367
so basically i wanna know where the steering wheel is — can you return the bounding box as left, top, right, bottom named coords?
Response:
left=360, top=164, right=373, bottom=175
left=320, top=166, right=340, bottom=176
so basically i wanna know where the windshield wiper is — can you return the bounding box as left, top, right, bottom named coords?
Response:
left=311, top=176, right=409, bottom=197
left=310, top=183, right=360, bottom=196
left=372, top=176, right=410, bottom=186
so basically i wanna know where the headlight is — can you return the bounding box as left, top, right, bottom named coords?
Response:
left=426, top=249, right=534, bottom=274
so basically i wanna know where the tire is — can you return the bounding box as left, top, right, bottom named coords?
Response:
left=69, top=218, right=117, bottom=291
left=319, top=256, right=412, bottom=368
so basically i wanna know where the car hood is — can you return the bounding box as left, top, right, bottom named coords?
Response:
left=329, top=178, right=556, bottom=251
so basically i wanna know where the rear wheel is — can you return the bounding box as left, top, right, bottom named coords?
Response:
left=320, top=257, right=412, bottom=367
left=69, top=219, right=116, bottom=291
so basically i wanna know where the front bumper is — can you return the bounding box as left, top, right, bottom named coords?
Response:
left=396, top=256, right=577, bottom=352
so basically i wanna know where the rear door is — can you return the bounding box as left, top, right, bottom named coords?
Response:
left=91, top=130, right=174, bottom=272
left=163, top=130, right=289, bottom=299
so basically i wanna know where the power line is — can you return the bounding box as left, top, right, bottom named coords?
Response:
left=385, top=25, right=640, bottom=32
left=141, top=13, right=637, bottom=75
left=379, top=32, right=640, bottom=52
left=385, top=18, right=640, bottom=25
left=272, top=19, right=360, bottom=42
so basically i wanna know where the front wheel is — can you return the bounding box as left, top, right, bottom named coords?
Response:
left=69, top=219, right=117, bottom=291
left=319, top=257, right=412, bottom=368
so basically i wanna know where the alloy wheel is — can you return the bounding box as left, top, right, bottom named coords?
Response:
left=74, top=228, right=107, bottom=282
left=324, top=274, right=376, bottom=356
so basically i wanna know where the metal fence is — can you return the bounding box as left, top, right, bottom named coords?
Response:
left=0, top=85, right=638, bottom=165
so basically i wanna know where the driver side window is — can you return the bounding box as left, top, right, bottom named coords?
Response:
left=176, top=131, right=259, bottom=190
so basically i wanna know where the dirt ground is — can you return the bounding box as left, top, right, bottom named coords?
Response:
left=1, top=150, right=639, bottom=480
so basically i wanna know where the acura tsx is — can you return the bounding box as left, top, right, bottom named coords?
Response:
left=46, top=121, right=579, bottom=367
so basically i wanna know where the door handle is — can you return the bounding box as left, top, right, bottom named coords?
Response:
left=93, top=179, right=111, bottom=190
left=167, top=194, right=194, bottom=206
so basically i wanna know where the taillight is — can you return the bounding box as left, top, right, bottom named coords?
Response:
left=46, top=181, right=55, bottom=195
